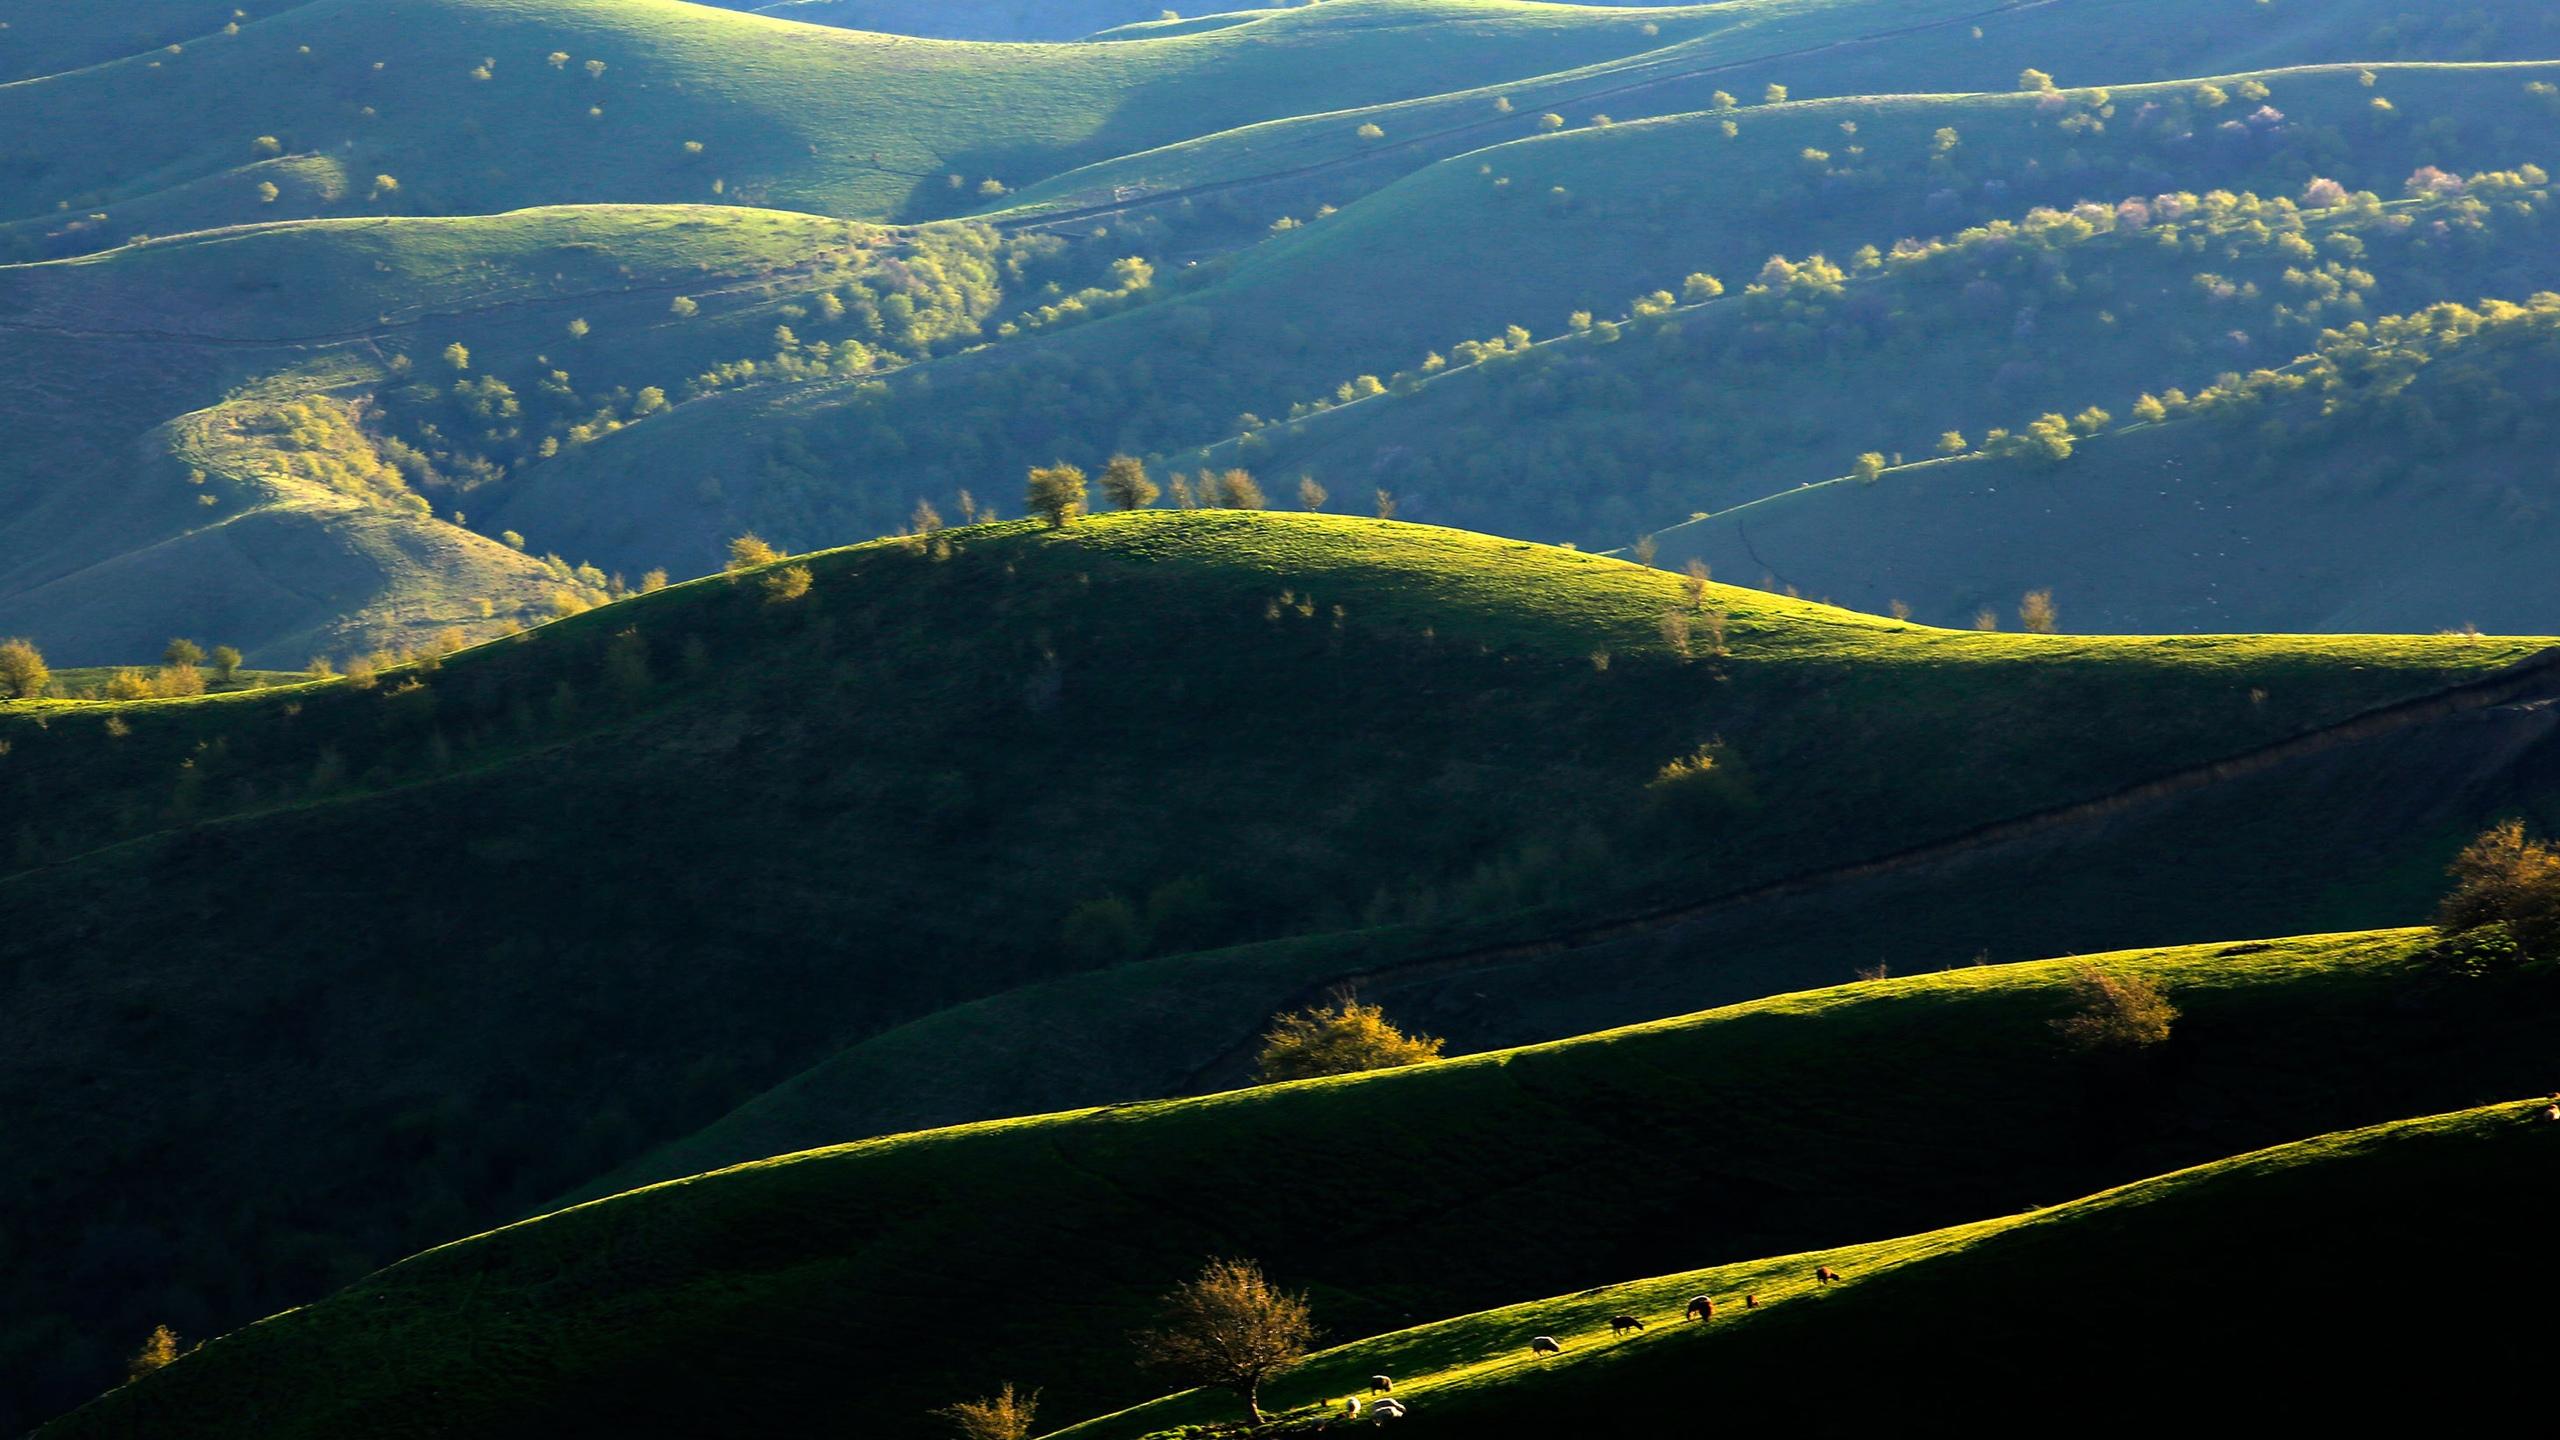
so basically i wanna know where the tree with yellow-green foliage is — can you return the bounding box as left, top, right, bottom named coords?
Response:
left=1100, top=454, right=1158, bottom=511
left=1254, top=996, right=1443, bottom=1082
left=1135, top=1259, right=1315, bottom=1425
left=726, top=533, right=781, bottom=571
left=932, top=1382, right=1038, bottom=1440
left=2050, top=965, right=2178, bottom=1053
left=0, top=638, right=48, bottom=699
left=1026, top=463, right=1089, bottom=527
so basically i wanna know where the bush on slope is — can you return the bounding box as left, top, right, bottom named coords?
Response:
left=43, top=931, right=2560, bottom=1438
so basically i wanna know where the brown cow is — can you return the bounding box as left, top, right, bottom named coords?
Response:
left=1686, top=1295, right=1715, bottom=1322
left=1815, top=1266, right=1842, bottom=1285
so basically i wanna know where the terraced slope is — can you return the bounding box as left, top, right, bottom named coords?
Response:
left=43, top=932, right=2560, bottom=1439
left=1061, top=1099, right=2560, bottom=1436
left=1, top=513, right=2543, bottom=1424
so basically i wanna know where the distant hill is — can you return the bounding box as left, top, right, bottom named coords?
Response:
left=5, top=512, right=2551, bottom=1426
left=1061, top=1099, right=2560, bottom=1436
left=43, top=932, right=2560, bottom=1438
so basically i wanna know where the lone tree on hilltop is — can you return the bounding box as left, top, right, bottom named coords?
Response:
left=164, top=638, right=204, bottom=670
left=932, top=1381, right=1039, bottom=1440
left=1026, top=462, right=1089, bottom=527
left=1136, top=1259, right=1315, bottom=1425
left=1099, top=454, right=1158, bottom=510
left=1255, top=995, right=1444, bottom=1082
left=2019, top=589, right=2058, bottom=633
left=0, top=637, right=49, bottom=699
left=210, top=645, right=244, bottom=685
left=126, top=1326, right=182, bottom=1383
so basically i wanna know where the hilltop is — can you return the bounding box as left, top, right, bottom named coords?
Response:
left=1062, top=1099, right=2560, bottom=1436
left=3, top=512, right=2548, bottom=1423
left=44, top=930, right=2560, bottom=1438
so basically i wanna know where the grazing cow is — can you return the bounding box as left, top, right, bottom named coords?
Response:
left=1372, top=1398, right=1409, bottom=1421
left=1815, top=1266, right=1842, bottom=1285
left=1745, top=1293, right=1759, bottom=1309
left=1370, top=1375, right=1393, bottom=1394
left=1610, top=1314, right=1646, bottom=1335
left=1531, top=1335, right=1563, bottom=1356
left=1344, top=1397, right=1363, bottom=1420
left=1686, top=1295, right=1715, bottom=1322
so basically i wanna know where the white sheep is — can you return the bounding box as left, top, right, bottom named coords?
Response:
left=1529, top=1335, right=1562, bottom=1356
left=1371, top=1397, right=1408, bottom=1421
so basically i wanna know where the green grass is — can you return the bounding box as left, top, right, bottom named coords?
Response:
left=1648, top=289, right=2560, bottom=632
left=44, top=929, right=2560, bottom=1438
left=1059, top=1098, right=2560, bottom=1436
left=0, top=0, right=1722, bottom=251
left=2, top=511, right=2547, bottom=1426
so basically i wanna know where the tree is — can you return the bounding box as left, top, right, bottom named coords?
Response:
left=1026, top=462, right=1089, bottom=527
left=1972, top=609, right=2000, bottom=631
left=1537, top=112, right=1565, bottom=130
left=1296, top=474, right=1329, bottom=511
left=1211, top=469, right=1266, bottom=509
left=1682, top=272, right=1724, bottom=302
left=126, top=1326, right=182, bottom=1383
left=1763, top=83, right=1789, bottom=103
left=1851, top=452, right=1887, bottom=484
left=164, top=638, right=204, bottom=670
left=1682, top=556, right=1710, bottom=609
left=442, top=342, right=470, bottom=373
left=762, top=565, right=813, bottom=604
left=726, top=533, right=782, bottom=571
left=670, top=295, right=699, bottom=318
left=257, top=181, right=280, bottom=204
left=933, top=1382, right=1039, bottom=1440
left=1255, top=997, right=1444, bottom=1082
left=2437, top=820, right=2560, bottom=958
left=1355, top=122, right=1385, bottom=141
left=2019, top=589, right=2058, bottom=633
left=1936, top=430, right=1968, bottom=455
left=1099, top=454, right=1158, bottom=510
left=1375, top=488, right=1397, bottom=520
left=210, top=645, right=243, bottom=684
left=0, top=637, right=49, bottom=699
left=1631, top=533, right=1658, bottom=567
left=1135, top=1259, right=1315, bottom=1424
left=2018, top=67, right=2057, bottom=92
left=2050, top=965, right=2179, bottom=1053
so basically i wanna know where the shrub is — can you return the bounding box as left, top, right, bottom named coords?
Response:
left=125, top=1326, right=182, bottom=1382
left=1210, top=469, right=1266, bottom=509
left=725, top=533, right=781, bottom=571
left=1254, top=997, right=1443, bottom=1082
left=2435, top=820, right=2560, bottom=958
left=933, top=1382, right=1038, bottom=1440
left=1295, top=474, right=1328, bottom=511
left=1134, top=1259, right=1314, bottom=1425
left=2050, top=965, right=2178, bottom=1053
left=761, top=565, right=813, bottom=604
left=2019, top=589, right=2058, bottom=633
left=0, top=637, right=48, bottom=699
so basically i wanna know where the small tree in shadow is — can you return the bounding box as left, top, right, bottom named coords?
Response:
left=1135, top=1259, right=1315, bottom=1425
left=932, top=1381, right=1038, bottom=1440
left=2051, top=965, right=2178, bottom=1054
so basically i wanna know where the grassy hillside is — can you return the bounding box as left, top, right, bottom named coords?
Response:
left=1, top=512, right=2544, bottom=1425
left=0, top=202, right=1067, bottom=663
left=520, top=60, right=2560, bottom=577
left=1063, top=1099, right=2560, bottom=1436
left=0, top=0, right=1722, bottom=255
left=43, top=931, right=2560, bottom=1438
left=1650, top=285, right=2560, bottom=632
left=718, top=1, right=1272, bottom=41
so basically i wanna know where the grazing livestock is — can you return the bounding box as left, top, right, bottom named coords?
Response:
left=1745, top=1293, right=1758, bottom=1309
left=1371, top=1375, right=1393, bottom=1394
left=1815, top=1266, right=1842, bottom=1285
left=1686, top=1295, right=1715, bottom=1322
left=1531, top=1335, right=1563, bottom=1356
left=1344, top=1397, right=1363, bottom=1420
left=1610, top=1314, right=1646, bottom=1335
left=1372, top=1398, right=1408, bottom=1421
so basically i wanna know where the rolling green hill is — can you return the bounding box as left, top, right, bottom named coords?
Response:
left=41, top=930, right=2560, bottom=1438
left=0, top=0, right=1723, bottom=256
left=1649, top=285, right=2560, bottom=632
left=2, top=512, right=2547, bottom=1424
left=1061, top=1098, right=2560, bottom=1436
left=712, top=1, right=1269, bottom=41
